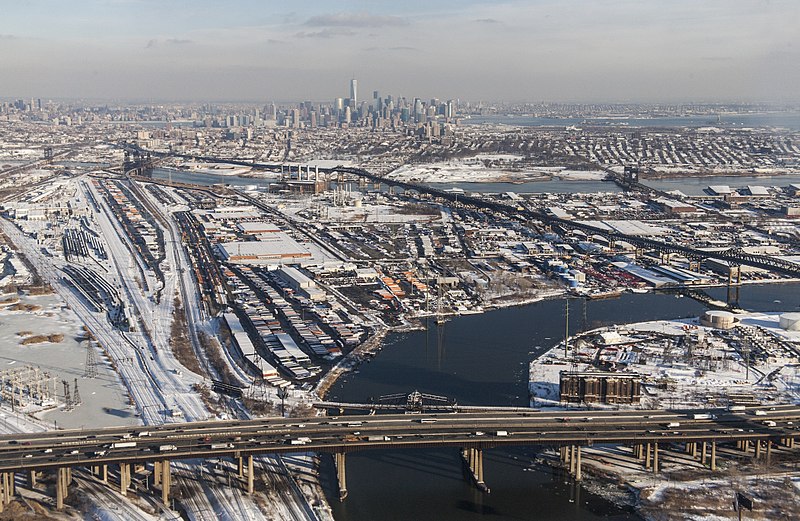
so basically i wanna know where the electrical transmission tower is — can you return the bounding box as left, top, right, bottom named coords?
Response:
left=84, top=340, right=98, bottom=378
left=62, top=380, right=72, bottom=411
left=73, top=378, right=81, bottom=406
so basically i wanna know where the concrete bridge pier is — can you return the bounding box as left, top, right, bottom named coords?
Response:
left=334, top=452, right=347, bottom=501
left=55, top=467, right=69, bottom=510
left=119, top=463, right=130, bottom=496
left=754, top=440, right=762, bottom=459
left=701, top=442, right=708, bottom=466
left=161, top=459, right=171, bottom=505
left=645, top=443, right=652, bottom=470
left=710, top=441, right=717, bottom=471
left=29, top=470, right=37, bottom=488
left=153, top=461, right=161, bottom=486
left=652, top=443, right=659, bottom=473
left=461, top=448, right=489, bottom=492
left=569, top=446, right=577, bottom=476
left=246, top=454, right=254, bottom=496
left=1, top=472, right=14, bottom=503
left=0, top=472, right=11, bottom=510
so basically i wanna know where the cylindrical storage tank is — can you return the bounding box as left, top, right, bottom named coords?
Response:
left=779, top=312, right=800, bottom=331
left=701, top=310, right=737, bottom=329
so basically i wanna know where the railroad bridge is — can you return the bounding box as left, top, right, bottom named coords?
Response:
left=120, top=143, right=800, bottom=279
left=0, top=405, right=799, bottom=510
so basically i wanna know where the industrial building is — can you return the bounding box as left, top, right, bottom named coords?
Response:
left=218, top=237, right=311, bottom=264
left=559, top=371, right=641, bottom=405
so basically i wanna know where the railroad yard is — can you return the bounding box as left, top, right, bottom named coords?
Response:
left=0, top=105, right=799, bottom=519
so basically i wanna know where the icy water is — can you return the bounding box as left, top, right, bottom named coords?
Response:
left=462, top=113, right=800, bottom=130
left=151, top=167, right=277, bottom=189
left=640, top=173, right=800, bottom=196
left=322, top=284, right=800, bottom=520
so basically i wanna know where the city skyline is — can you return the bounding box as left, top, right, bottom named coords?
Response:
left=1, top=0, right=799, bottom=103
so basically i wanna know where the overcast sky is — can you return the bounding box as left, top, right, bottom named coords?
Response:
left=1, top=0, right=798, bottom=103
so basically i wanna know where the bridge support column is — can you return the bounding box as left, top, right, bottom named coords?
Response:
left=153, top=461, right=161, bottom=486
left=29, top=470, right=37, bottom=488
left=246, top=454, right=254, bottom=496
left=335, top=452, right=347, bottom=501
left=238, top=456, right=244, bottom=479
left=766, top=440, right=772, bottom=466
left=9, top=472, right=15, bottom=497
left=575, top=446, right=582, bottom=482
left=754, top=440, right=761, bottom=459
left=101, top=464, right=108, bottom=484
left=652, top=443, right=659, bottom=473
left=1, top=473, right=9, bottom=505
left=161, top=460, right=170, bottom=505
left=569, top=446, right=577, bottom=476
left=645, top=443, right=652, bottom=470
left=701, top=442, right=708, bottom=466
left=463, top=448, right=488, bottom=492
left=711, top=441, right=717, bottom=471
left=119, top=463, right=129, bottom=496
left=56, top=467, right=68, bottom=510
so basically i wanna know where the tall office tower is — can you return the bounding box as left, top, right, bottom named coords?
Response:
left=445, top=100, right=455, bottom=118
left=335, top=97, right=345, bottom=112
left=344, top=106, right=352, bottom=124
left=350, top=78, right=358, bottom=105
left=373, top=90, right=381, bottom=112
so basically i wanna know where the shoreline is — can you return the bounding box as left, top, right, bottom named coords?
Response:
left=314, top=277, right=800, bottom=401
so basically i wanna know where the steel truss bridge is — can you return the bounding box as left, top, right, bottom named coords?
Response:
left=119, top=144, right=800, bottom=279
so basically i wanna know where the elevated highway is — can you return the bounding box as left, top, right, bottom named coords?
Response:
left=0, top=404, right=799, bottom=507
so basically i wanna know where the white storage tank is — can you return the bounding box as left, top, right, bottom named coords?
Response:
left=779, top=312, right=800, bottom=331
left=701, top=310, right=737, bottom=329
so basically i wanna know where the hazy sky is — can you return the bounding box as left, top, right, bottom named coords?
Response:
left=1, top=0, right=798, bottom=102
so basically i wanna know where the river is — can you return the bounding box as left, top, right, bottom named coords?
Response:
left=640, top=174, right=800, bottom=196
left=462, top=113, right=800, bottom=130
left=151, top=167, right=278, bottom=189
left=321, top=284, right=800, bottom=520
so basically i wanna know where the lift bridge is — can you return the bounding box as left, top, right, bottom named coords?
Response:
left=377, top=390, right=455, bottom=413
left=314, top=390, right=537, bottom=415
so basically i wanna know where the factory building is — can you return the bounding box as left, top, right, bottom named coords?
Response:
left=218, top=236, right=311, bottom=264
left=559, top=371, right=641, bottom=405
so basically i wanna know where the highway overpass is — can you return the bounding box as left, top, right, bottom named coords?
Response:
left=0, top=404, right=798, bottom=509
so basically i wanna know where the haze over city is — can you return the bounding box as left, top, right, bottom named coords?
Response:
left=2, top=0, right=799, bottom=102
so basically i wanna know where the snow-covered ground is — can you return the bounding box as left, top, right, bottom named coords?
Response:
left=530, top=312, right=800, bottom=409
left=386, top=156, right=606, bottom=184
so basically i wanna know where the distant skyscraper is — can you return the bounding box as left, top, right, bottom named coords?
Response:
left=350, top=78, right=358, bottom=106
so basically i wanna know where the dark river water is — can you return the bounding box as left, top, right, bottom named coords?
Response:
left=321, top=284, right=800, bottom=520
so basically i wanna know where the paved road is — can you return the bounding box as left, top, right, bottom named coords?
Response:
left=1, top=405, right=797, bottom=473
